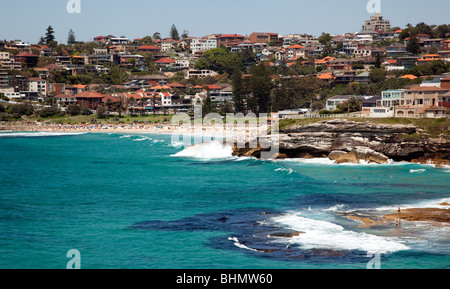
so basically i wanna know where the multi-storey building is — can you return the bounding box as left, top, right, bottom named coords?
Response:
left=362, top=13, right=391, bottom=32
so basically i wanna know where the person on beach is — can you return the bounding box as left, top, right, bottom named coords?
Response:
left=398, top=207, right=401, bottom=213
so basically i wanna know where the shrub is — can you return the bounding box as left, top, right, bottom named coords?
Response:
left=66, top=104, right=81, bottom=116
left=39, top=106, right=61, bottom=118
left=81, top=106, right=93, bottom=116
left=7, top=103, right=34, bottom=117
left=96, top=105, right=107, bottom=119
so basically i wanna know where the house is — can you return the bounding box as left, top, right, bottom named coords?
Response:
left=154, top=57, right=176, bottom=67
left=34, top=68, right=50, bottom=79
left=417, top=54, right=441, bottom=63
left=131, top=74, right=169, bottom=86
left=362, top=13, right=391, bottom=32
left=47, top=83, right=66, bottom=96
left=327, top=59, right=353, bottom=71
left=360, top=95, right=382, bottom=116
left=326, top=95, right=361, bottom=111
left=190, top=38, right=217, bottom=54
left=217, top=34, right=245, bottom=48
left=395, top=85, right=448, bottom=117
left=381, top=89, right=405, bottom=108
left=137, top=45, right=160, bottom=53
left=28, top=77, right=48, bottom=97
left=333, top=72, right=356, bottom=85
left=109, top=37, right=130, bottom=45
left=354, top=71, right=371, bottom=85
left=54, top=94, right=77, bottom=106
left=160, top=39, right=175, bottom=51
left=56, top=56, right=71, bottom=66
left=444, top=39, right=450, bottom=51
left=249, top=33, right=279, bottom=45
left=14, top=52, right=39, bottom=68
left=385, top=43, right=408, bottom=57
left=186, top=69, right=218, bottom=79
left=74, top=91, right=105, bottom=109
left=285, top=44, right=304, bottom=60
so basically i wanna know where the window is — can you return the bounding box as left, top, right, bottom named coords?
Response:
left=417, top=99, right=423, bottom=105
left=424, top=99, right=430, bottom=105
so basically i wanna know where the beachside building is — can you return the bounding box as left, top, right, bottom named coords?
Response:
left=395, top=85, right=448, bottom=117
left=28, top=77, right=48, bottom=98
left=381, top=89, right=405, bottom=108
left=74, top=91, right=105, bottom=110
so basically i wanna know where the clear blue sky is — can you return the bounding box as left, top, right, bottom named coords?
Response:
left=1, top=0, right=449, bottom=44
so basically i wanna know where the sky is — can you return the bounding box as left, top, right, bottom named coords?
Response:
left=1, top=0, right=449, bottom=44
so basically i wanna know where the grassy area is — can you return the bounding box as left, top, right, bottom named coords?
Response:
left=279, top=116, right=450, bottom=137
left=29, top=114, right=173, bottom=125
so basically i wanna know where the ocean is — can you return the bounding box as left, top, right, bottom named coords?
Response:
left=0, top=131, right=449, bottom=269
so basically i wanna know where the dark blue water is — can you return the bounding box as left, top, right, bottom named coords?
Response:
left=0, top=132, right=449, bottom=269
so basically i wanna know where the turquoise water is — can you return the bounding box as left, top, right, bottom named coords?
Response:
left=0, top=132, right=449, bottom=269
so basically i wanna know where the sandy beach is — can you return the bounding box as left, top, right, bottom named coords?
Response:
left=0, top=121, right=268, bottom=143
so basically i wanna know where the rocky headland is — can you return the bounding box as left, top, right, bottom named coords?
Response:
left=232, top=119, right=450, bottom=166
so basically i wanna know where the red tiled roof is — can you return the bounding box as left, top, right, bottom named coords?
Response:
left=154, top=57, right=176, bottom=64
left=138, top=45, right=160, bottom=50
left=219, top=34, right=245, bottom=38
left=205, top=84, right=222, bottom=90
left=74, top=92, right=105, bottom=99
left=286, top=44, right=303, bottom=49
left=16, top=52, right=38, bottom=57
left=168, top=82, right=185, bottom=88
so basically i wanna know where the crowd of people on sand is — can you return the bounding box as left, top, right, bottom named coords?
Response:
left=0, top=121, right=266, bottom=140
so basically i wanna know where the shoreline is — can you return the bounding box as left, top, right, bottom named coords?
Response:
left=2, top=123, right=450, bottom=170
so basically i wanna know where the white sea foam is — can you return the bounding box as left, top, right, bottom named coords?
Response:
left=374, top=197, right=450, bottom=212
left=274, top=167, right=294, bottom=174
left=410, top=169, right=426, bottom=173
left=133, top=136, right=152, bottom=142
left=172, top=140, right=233, bottom=159
left=271, top=213, right=409, bottom=253
left=228, top=237, right=259, bottom=252
left=0, top=132, right=87, bottom=138
left=324, top=204, right=352, bottom=213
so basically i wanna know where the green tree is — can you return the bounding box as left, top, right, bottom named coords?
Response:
left=66, top=104, right=81, bottom=116
left=96, top=105, right=107, bottom=119
left=369, top=68, right=387, bottom=83
left=249, top=63, right=272, bottom=113
left=181, top=30, right=189, bottom=39
left=45, top=26, right=56, bottom=44
left=67, top=29, right=76, bottom=45
left=318, top=33, right=333, bottom=46
left=231, top=68, right=246, bottom=113
left=152, top=32, right=161, bottom=40
left=195, top=47, right=243, bottom=75
left=202, top=90, right=214, bottom=117
left=406, top=35, right=421, bottom=55
left=170, top=24, right=180, bottom=41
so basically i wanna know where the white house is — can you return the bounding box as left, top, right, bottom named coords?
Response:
left=190, top=39, right=217, bottom=54
left=186, top=69, right=218, bottom=79
left=28, top=77, right=47, bottom=97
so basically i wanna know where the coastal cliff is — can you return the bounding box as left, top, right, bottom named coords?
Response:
left=232, top=119, right=450, bottom=166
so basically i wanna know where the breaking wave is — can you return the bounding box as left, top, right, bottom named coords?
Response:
left=172, top=140, right=233, bottom=160
left=271, top=213, right=410, bottom=254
